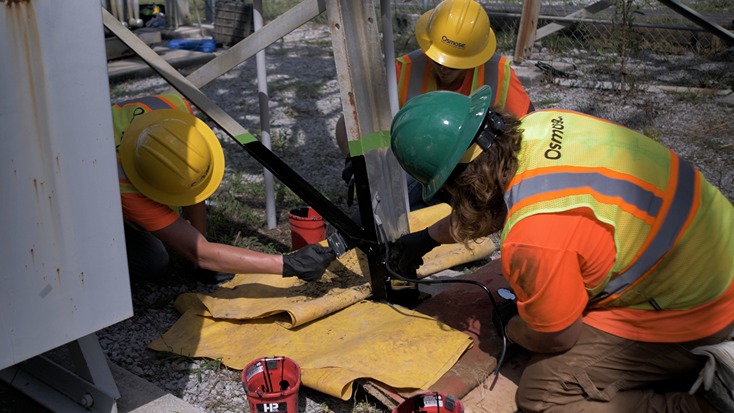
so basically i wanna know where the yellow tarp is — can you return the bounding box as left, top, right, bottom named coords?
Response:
left=411, top=203, right=495, bottom=277
left=149, top=299, right=473, bottom=400
left=187, top=247, right=371, bottom=328
left=149, top=203, right=491, bottom=399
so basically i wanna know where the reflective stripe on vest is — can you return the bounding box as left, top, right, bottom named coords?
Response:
left=395, top=51, right=506, bottom=108
left=592, top=158, right=696, bottom=302
left=500, top=110, right=715, bottom=310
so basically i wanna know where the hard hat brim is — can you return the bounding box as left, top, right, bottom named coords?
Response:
left=120, top=109, right=225, bottom=206
left=422, top=85, right=494, bottom=200
left=415, top=9, right=497, bottom=70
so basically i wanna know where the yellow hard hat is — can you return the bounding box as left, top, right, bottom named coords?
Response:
left=415, top=0, right=497, bottom=69
left=120, top=109, right=225, bottom=206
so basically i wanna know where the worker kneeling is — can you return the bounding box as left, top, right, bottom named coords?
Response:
left=114, top=94, right=335, bottom=284
left=389, top=86, right=734, bottom=413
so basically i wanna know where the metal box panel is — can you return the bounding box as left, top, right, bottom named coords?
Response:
left=0, top=1, right=133, bottom=370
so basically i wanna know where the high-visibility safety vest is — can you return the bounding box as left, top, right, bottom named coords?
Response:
left=501, top=109, right=734, bottom=311
left=396, top=49, right=513, bottom=110
left=111, top=94, right=193, bottom=197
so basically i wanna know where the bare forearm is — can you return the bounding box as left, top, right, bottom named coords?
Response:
left=427, top=216, right=456, bottom=244
left=182, top=202, right=207, bottom=235
left=154, top=218, right=284, bottom=275
left=196, top=241, right=283, bottom=275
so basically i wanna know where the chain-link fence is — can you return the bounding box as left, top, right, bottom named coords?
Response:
left=386, top=0, right=734, bottom=91
left=389, top=0, right=732, bottom=55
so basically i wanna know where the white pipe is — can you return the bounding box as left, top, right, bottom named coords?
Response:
left=253, top=0, right=277, bottom=229
left=381, top=0, right=399, bottom=116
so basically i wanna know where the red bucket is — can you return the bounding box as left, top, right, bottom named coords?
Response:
left=287, top=207, right=325, bottom=250
left=242, top=356, right=301, bottom=413
left=392, top=392, right=464, bottom=413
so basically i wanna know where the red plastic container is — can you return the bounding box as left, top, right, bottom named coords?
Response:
left=242, top=356, right=301, bottom=413
left=287, top=207, right=325, bottom=250
left=392, top=392, right=464, bottom=413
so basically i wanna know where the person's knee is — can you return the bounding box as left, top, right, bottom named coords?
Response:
left=128, top=247, right=169, bottom=279
left=515, top=374, right=545, bottom=413
left=124, top=222, right=170, bottom=279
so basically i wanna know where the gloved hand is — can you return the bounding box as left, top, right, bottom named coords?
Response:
left=282, top=244, right=336, bottom=282
left=389, top=228, right=440, bottom=278
left=689, top=341, right=734, bottom=397
left=192, top=267, right=235, bottom=285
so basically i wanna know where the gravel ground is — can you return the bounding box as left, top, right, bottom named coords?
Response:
left=100, top=23, right=734, bottom=413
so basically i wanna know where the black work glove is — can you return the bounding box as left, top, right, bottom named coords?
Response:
left=389, top=228, right=440, bottom=279
left=341, top=157, right=354, bottom=185
left=282, top=244, right=336, bottom=282
left=192, top=267, right=235, bottom=284
left=492, top=288, right=519, bottom=341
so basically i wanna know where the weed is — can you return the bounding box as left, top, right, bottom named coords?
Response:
left=673, top=91, right=701, bottom=102
left=534, top=97, right=563, bottom=107
left=642, top=127, right=663, bottom=142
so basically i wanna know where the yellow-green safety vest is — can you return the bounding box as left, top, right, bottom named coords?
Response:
left=501, top=110, right=734, bottom=311
left=396, top=49, right=511, bottom=109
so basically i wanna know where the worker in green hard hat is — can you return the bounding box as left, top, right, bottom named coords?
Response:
left=389, top=86, right=734, bottom=412
left=113, top=94, right=336, bottom=284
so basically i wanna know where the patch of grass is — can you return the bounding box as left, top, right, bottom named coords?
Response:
left=353, top=400, right=386, bottom=413
left=642, top=127, right=663, bottom=142
left=495, top=30, right=516, bottom=53
left=539, top=32, right=580, bottom=54
left=673, top=91, right=701, bottom=102
left=534, top=97, right=563, bottom=107
left=293, top=79, right=325, bottom=100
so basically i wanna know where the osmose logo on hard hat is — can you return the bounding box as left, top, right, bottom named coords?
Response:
left=441, top=35, right=466, bottom=49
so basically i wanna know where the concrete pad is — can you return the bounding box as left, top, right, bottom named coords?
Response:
left=110, top=362, right=206, bottom=413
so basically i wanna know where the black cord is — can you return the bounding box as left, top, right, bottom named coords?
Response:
left=382, top=244, right=509, bottom=388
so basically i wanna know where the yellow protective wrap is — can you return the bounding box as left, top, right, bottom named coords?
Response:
left=413, top=203, right=496, bottom=277
left=149, top=203, right=489, bottom=399
left=184, top=247, right=372, bottom=328
left=148, top=299, right=473, bottom=400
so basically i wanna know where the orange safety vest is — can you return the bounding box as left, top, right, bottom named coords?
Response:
left=395, top=49, right=514, bottom=111
left=112, top=94, right=193, bottom=196
left=501, top=110, right=734, bottom=311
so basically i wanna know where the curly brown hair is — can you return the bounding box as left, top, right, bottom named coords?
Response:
left=447, top=110, right=524, bottom=243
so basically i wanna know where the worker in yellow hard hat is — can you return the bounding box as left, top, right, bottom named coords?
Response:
left=389, top=87, right=734, bottom=412
left=337, top=0, right=534, bottom=211
left=113, top=94, right=336, bottom=284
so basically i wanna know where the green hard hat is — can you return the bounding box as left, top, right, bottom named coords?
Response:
left=390, top=86, right=493, bottom=200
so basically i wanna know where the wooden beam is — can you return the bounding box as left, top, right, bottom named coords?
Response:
left=514, top=0, right=540, bottom=63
